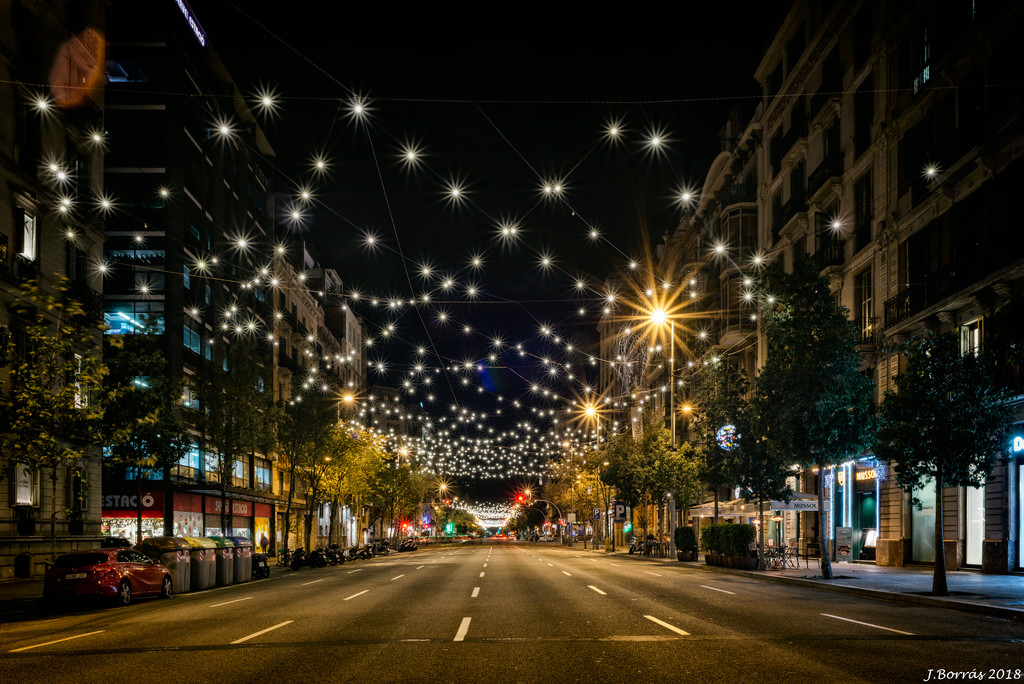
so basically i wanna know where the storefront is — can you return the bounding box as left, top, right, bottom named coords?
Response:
left=102, top=489, right=164, bottom=540
left=1014, top=433, right=1024, bottom=570
left=828, top=459, right=883, bottom=562
left=254, top=504, right=272, bottom=551
left=203, top=496, right=253, bottom=538
left=172, top=493, right=203, bottom=538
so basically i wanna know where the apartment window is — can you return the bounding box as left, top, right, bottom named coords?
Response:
left=855, top=269, right=873, bottom=342
left=232, top=458, right=248, bottom=488
left=66, top=466, right=88, bottom=511
left=203, top=339, right=214, bottom=361
left=910, top=26, right=931, bottom=94
left=960, top=319, right=982, bottom=357
left=12, top=463, right=40, bottom=506
left=854, top=75, right=874, bottom=159
left=183, top=264, right=191, bottom=290
left=73, top=353, right=86, bottom=408
left=175, top=442, right=202, bottom=478
left=19, top=212, right=37, bottom=261
left=255, top=458, right=271, bottom=492
left=854, top=171, right=873, bottom=252
left=205, top=453, right=221, bottom=483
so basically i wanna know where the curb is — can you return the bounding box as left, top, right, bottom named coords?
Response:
left=548, top=543, right=1024, bottom=623
left=681, top=561, right=1024, bottom=623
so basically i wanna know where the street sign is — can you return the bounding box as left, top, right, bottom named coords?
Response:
left=594, top=508, right=601, bottom=520
left=613, top=501, right=627, bottom=522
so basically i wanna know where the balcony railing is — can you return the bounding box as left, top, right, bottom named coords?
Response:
left=853, top=317, right=877, bottom=346
left=808, top=155, right=842, bottom=197
left=814, top=239, right=844, bottom=267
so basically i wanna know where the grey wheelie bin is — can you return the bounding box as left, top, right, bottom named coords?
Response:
left=226, top=536, right=252, bottom=583
left=138, top=536, right=191, bottom=593
left=184, top=536, right=217, bottom=591
left=208, top=536, right=235, bottom=587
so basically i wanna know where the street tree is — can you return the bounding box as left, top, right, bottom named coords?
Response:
left=198, top=337, right=276, bottom=535
left=754, top=261, right=874, bottom=579
left=875, top=332, right=1012, bottom=595
left=600, top=415, right=674, bottom=541
left=103, top=332, right=191, bottom=542
left=1, top=277, right=107, bottom=559
left=691, top=358, right=749, bottom=520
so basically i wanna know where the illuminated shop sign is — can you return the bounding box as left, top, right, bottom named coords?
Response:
left=174, top=0, right=206, bottom=46
left=1013, top=435, right=1023, bottom=453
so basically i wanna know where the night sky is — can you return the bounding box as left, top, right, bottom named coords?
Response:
left=191, top=1, right=788, bottom=491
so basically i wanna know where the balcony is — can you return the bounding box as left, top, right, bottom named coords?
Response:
left=720, top=183, right=755, bottom=208
left=808, top=155, right=842, bottom=199
left=882, top=266, right=960, bottom=329
left=814, top=239, right=844, bottom=268
left=854, top=317, right=877, bottom=347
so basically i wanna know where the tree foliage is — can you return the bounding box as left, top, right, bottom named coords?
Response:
left=754, top=261, right=874, bottom=579
left=1, top=277, right=107, bottom=558
left=875, top=332, right=1012, bottom=595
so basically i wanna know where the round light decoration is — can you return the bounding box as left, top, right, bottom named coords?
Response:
left=716, top=424, right=740, bottom=451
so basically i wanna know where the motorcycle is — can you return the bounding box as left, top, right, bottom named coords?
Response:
left=290, top=547, right=308, bottom=571
left=325, top=544, right=346, bottom=566
left=252, top=553, right=270, bottom=579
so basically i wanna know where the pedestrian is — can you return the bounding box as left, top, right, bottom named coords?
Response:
left=260, top=533, right=269, bottom=553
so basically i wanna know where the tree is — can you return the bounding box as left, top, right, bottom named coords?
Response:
left=754, top=261, right=874, bottom=579
left=691, top=358, right=748, bottom=520
left=600, top=414, right=674, bottom=541
left=875, top=333, right=1012, bottom=595
left=1, top=277, right=107, bottom=559
left=276, top=387, right=337, bottom=549
left=103, top=333, right=191, bottom=542
left=198, top=337, right=275, bottom=536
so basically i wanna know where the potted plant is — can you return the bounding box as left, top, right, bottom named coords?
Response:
left=675, top=526, right=698, bottom=562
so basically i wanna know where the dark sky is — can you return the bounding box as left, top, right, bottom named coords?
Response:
left=192, top=0, right=787, bottom=488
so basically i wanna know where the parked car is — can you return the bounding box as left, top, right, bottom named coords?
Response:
left=44, top=548, right=173, bottom=606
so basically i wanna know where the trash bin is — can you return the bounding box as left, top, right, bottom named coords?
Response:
left=208, top=536, right=235, bottom=587
left=226, top=536, right=252, bottom=583
left=184, top=537, right=217, bottom=591
left=138, top=536, right=191, bottom=594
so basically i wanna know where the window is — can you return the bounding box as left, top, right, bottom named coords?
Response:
left=182, top=374, right=200, bottom=410
left=855, top=269, right=873, bottom=342
left=203, top=339, right=213, bottom=361
left=910, top=26, right=931, bottom=94
left=73, top=353, right=86, bottom=408
left=232, top=458, right=248, bottom=487
left=255, top=458, right=271, bottom=492
left=960, top=319, right=982, bottom=356
left=854, top=171, right=872, bottom=252
left=104, top=301, right=165, bottom=334
left=183, top=264, right=191, bottom=290
left=183, top=321, right=201, bottom=354
left=854, top=75, right=874, bottom=159
left=19, top=212, right=37, bottom=261
left=205, top=452, right=221, bottom=483
left=174, top=442, right=202, bottom=478
left=66, top=466, right=88, bottom=511
left=12, top=463, right=40, bottom=506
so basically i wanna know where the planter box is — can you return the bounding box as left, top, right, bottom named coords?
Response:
left=677, top=550, right=696, bottom=562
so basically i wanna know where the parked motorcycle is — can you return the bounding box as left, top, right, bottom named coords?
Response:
left=252, top=553, right=270, bottom=579
left=325, top=544, right=346, bottom=566
left=290, top=547, right=308, bottom=571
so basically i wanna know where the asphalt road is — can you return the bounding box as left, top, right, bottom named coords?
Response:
left=1, top=542, right=1022, bottom=683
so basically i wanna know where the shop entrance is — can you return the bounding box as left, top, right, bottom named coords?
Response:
left=911, top=477, right=937, bottom=563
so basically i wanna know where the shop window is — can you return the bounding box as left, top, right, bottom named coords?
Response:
left=174, top=442, right=202, bottom=479
left=11, top=463, right=40, bottom=506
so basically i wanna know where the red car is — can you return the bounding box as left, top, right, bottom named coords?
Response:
left=44, top=548, right=173, bottom=606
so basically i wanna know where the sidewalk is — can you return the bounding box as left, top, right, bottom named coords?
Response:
left=565, top=543, right=1024, bottom=622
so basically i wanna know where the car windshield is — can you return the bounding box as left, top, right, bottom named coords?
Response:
left=53, top=553, right=109, bottom=568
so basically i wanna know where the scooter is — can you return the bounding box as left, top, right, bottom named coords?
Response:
left=252, top=553, right=270, bottom=579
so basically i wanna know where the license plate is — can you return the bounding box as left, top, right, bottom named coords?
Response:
left=65, top=573, right=87, bottom=579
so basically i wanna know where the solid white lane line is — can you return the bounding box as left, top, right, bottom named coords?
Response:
left=301, top=579, right=325, bottom=586
left=231, top=621, right=293, bottom=644
left=472, top=587, right=480, bottom=598
left=417, top=565, right=425, bottom=569
left=9, top=630, right=104, bottom=653
left=209, top=596, right=253, bottom=607
left=821, top=613, right=915, bottom=635
left=346, top=569, right=362, bottom=574
left=700, top=585, right=736, bottom=595
left=391, top=574, right=404, bottom=581
left=643, top=571, right=662, bottom=577
left=588, top=585, right=607, bottom=595
left=454, top=617, right=472, bottom=642
left=479, top=571, right=485, bottom=577
left=561, top=571, right=572, bottom=576
left=644, top=615, right=689, bottom=636
left=344, top=590, right=369, bottom=601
